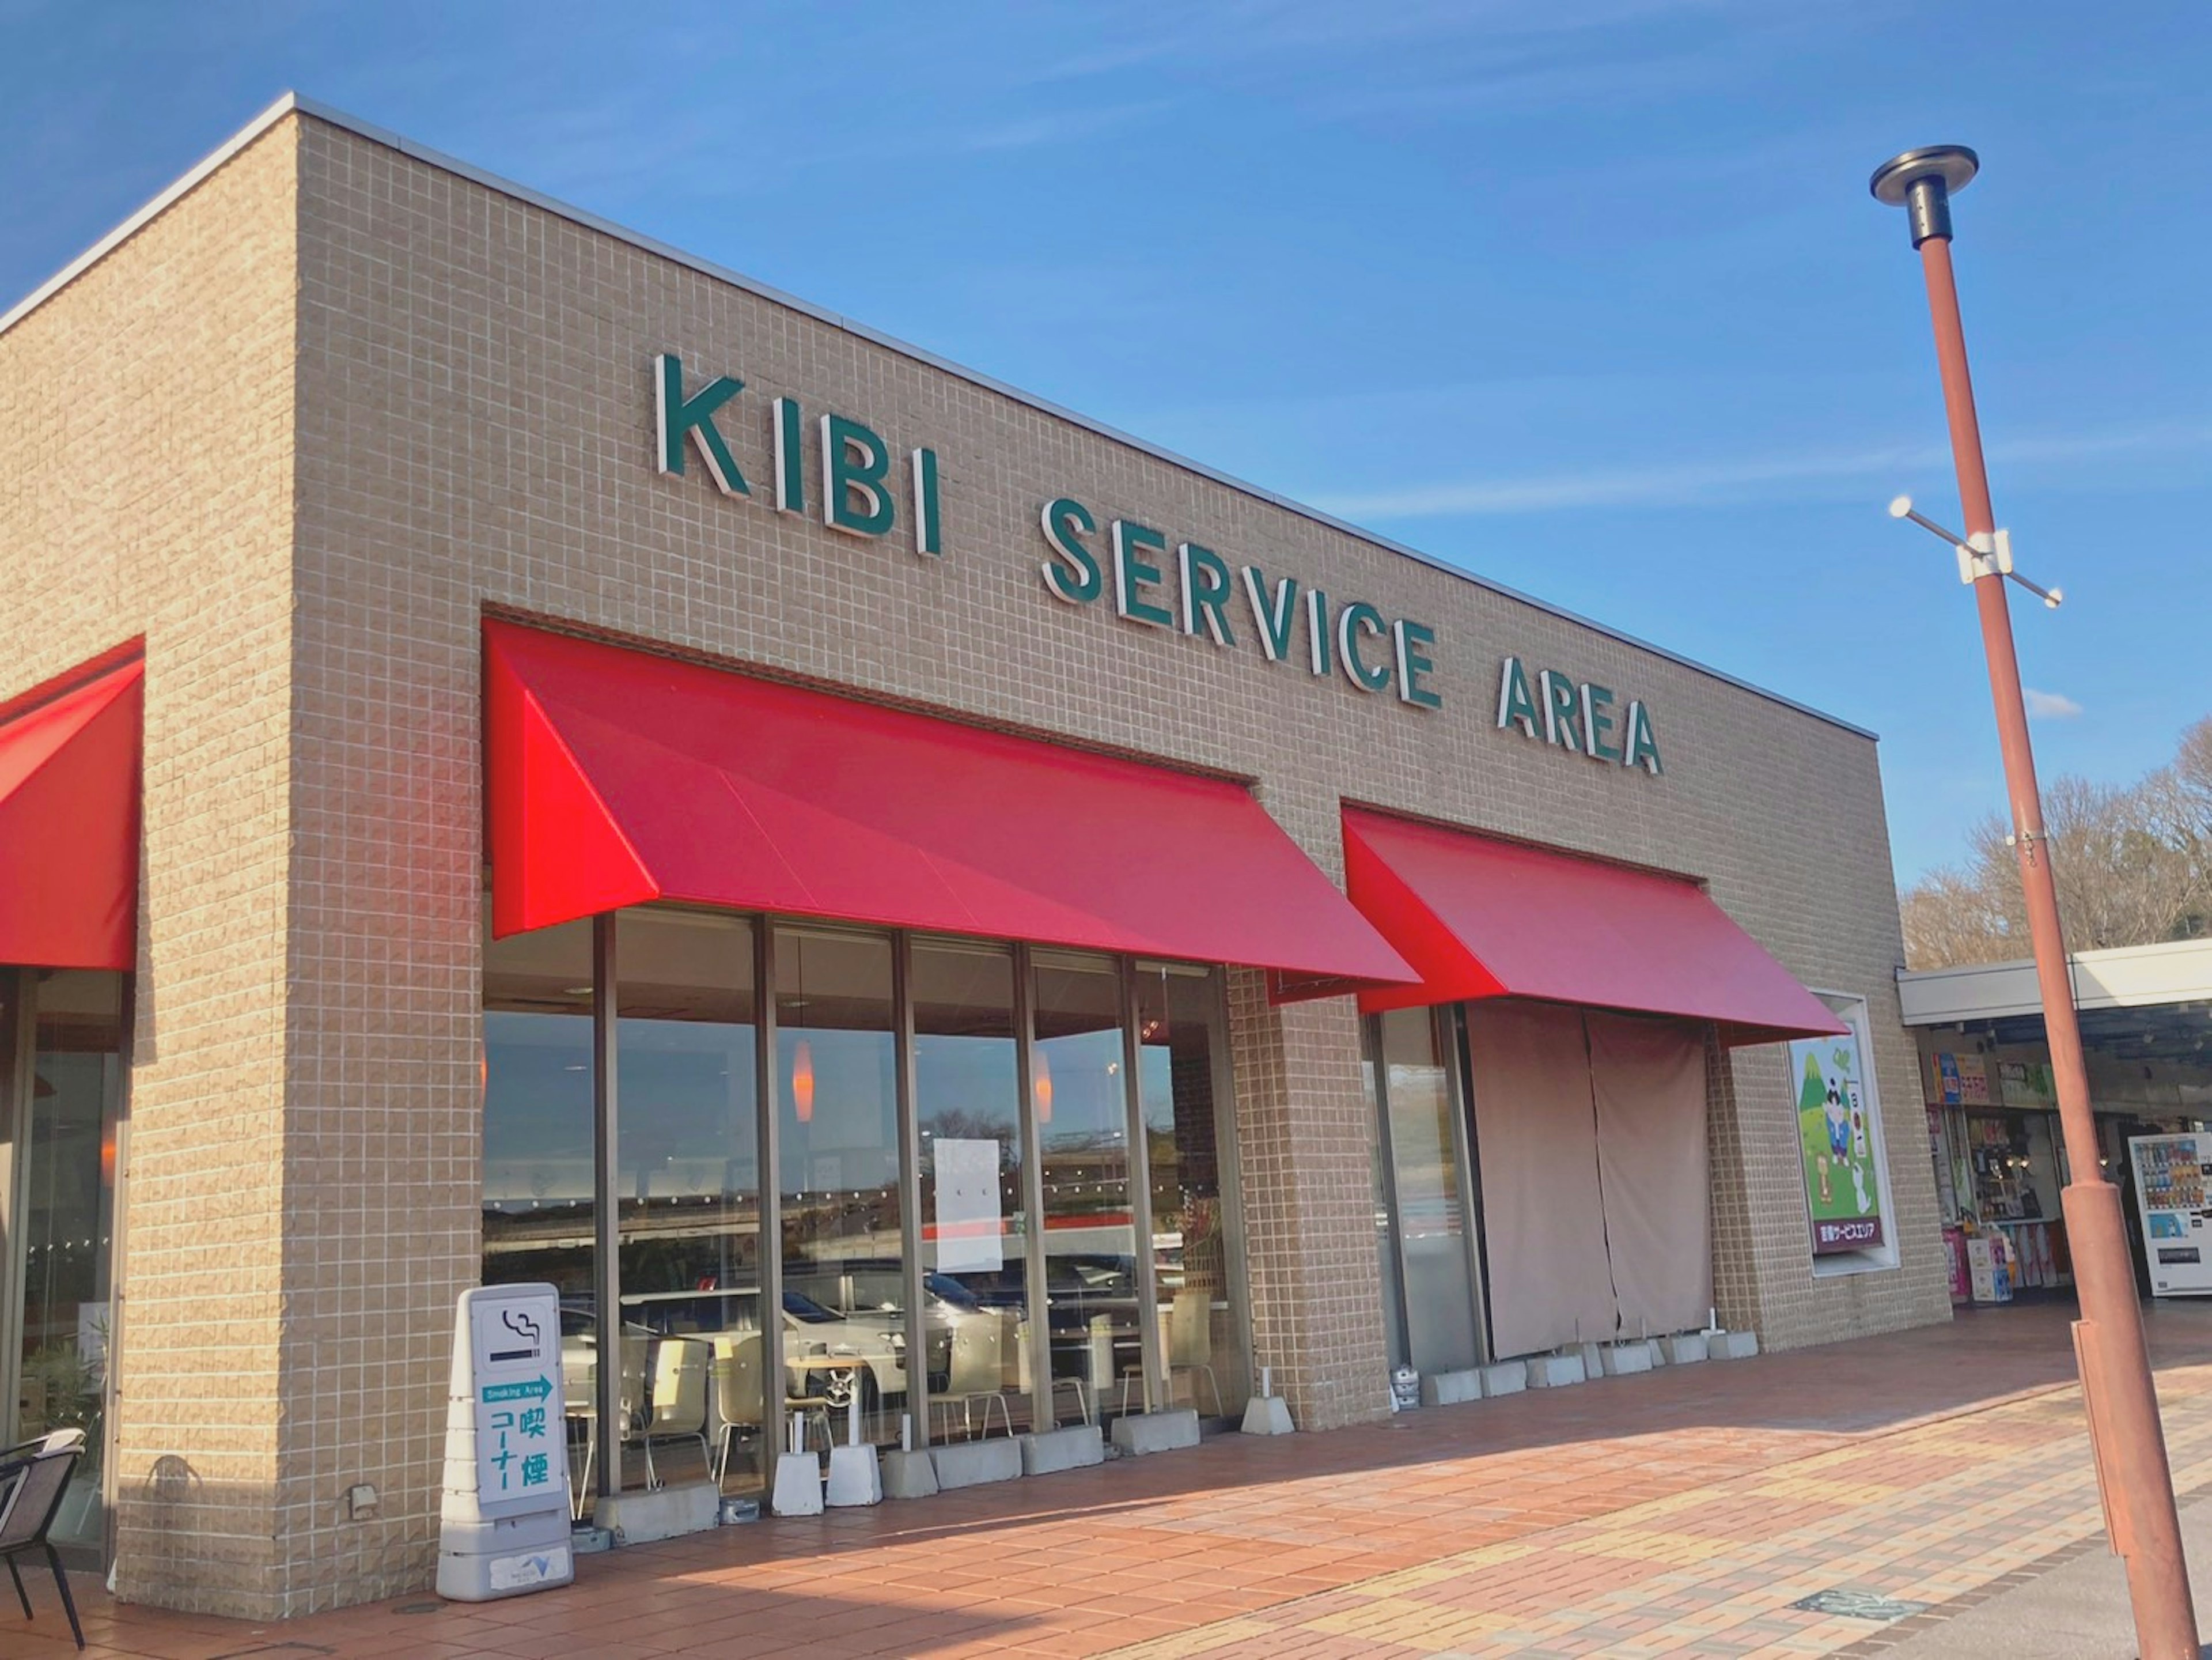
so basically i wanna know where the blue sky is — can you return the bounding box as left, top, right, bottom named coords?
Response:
left=6, top=2, right=2207, bottom=886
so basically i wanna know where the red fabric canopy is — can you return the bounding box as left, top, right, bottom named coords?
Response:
left=0, top=648, right=143, bottom=971
left=485, top=621, right=1414, bottom=1000
left=1342, top=806, right=1846, bottom=1043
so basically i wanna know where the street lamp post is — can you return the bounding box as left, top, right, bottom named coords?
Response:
left=1871, top=145, right=2198, bottom=1659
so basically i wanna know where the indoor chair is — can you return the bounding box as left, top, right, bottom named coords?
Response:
left=1166, top=1288, right=1224, bottom=1416
left=640, top=1337, right=713, bottom=1485
left=712, top=1337, right=766, bottom=1484
left=935, top=1315, right=1012, bottom=1440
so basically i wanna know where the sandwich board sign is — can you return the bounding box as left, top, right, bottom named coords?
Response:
left=438, top=1283, right=575, bottom=1601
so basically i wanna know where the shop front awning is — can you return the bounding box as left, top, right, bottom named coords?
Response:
left=0, top=646, right=143, bottom=972
left=1341, top=806, right=1846, bottom=1042
left=484, top=621, right=1415, bottom=1000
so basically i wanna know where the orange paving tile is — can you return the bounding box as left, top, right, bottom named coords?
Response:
left=13, top=1301, right=2212, bottom=1658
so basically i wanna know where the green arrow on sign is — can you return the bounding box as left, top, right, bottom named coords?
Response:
left=480, top=1375, right=554, bottom=1404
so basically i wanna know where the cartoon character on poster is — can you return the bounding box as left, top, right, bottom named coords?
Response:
left=1793, top=1030, right=1887, bottom=1255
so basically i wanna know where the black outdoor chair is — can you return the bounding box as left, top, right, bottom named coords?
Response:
left=0, top=1428, right=87, bottom=1649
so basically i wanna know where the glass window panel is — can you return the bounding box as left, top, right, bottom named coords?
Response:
left=1136, top=962, right=1248, bottom=1419
left=776, top=925, right=901, bottom=1448
left=1031, top=950, right=1137, bottom=1425
left=483, top=919, right=596, bottom=1295
left=1381, top=1007, right=1479, bottom=1377
left=1364, top=1030, right=1411, bottom=1371
left=614, top=907, right=760, bottom=1494
left=912, top=937, right=1033, bottom=1440
left=482, top=917, right=596, bottom=1500
left=14, top=970, right=124, bottom=1550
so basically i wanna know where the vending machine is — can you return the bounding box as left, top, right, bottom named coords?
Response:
left=2127, top=1134, right=2212, bottom=1298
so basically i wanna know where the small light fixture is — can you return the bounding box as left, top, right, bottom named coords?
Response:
left=789, top=933, right=813, bottom=1124
left=793, top=1038, right=815, bottom=1124
left=1034, top=1051, right=1054, bottom=1124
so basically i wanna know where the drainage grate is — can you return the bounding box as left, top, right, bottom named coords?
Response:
left=1791, top=1589, right=1931, bottom=1623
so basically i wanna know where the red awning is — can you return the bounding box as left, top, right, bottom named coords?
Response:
left=0, top=647, right=143, bottom=972
left=485, top=621, right=1414, bottom=1000
left=1342, top=806, right=1846, bottom=1043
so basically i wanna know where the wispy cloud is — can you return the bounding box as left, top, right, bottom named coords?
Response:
left=2024, top=689, right=2085, bottom=720
left=950, top=100, right=1172, bottom=155
left=1021, top=0, right=1832, bottom=125
left=1311, top=423, right=2212, bottom=519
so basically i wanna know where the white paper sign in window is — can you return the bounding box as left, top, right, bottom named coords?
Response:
left=933, top=1137, right=1005, bottom=1274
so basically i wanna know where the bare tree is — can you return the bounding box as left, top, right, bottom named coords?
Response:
left=1900, top=719, right=2212, bottom=968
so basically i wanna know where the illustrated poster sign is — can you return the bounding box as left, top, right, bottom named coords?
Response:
left=1792, top=1029, right=1887, bottom=1255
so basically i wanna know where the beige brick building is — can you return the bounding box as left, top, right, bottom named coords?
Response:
left=0, top=96, right=1950, bottom=1621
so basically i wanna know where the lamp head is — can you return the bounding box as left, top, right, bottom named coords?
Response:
left=1870, top=145, right=1980, bottom=246
left=1888, top=495, right=1913, bottom=519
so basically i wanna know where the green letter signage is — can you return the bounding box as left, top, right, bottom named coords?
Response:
left=1496, top=656, right=1662, bottom=777
left=1394, top=620, right=1442, bottom=710
left=1540, top=670, right=1581, bottom=752
left=1496, top=656, right=1538, bottom=737
left=1177, top=543, right=1237, bottom=646
left=1304, top=590, right=1333, bottom=678
left=820, top=414, right=896, bottom=538
left=1111, top=521, right=1176, bottom=629
left=1040, top=498, right=1102, bottom=603
left=911, top=448, right=943, bottom=557
left=1241, top=568, right=1300, bottom=662
left=656, top=354, right=748, bottom=496
left=1336, top=602, right=1392, bottom=694
left=650, top=352, right=950, bottom=560
left=1029, top=494, right=1442, bottom=713
left=1581, top=683, right=1622, bottom=763
left=1624, top=699, right=1663, bottom=774
left=773, top=396, right=806, bottom=514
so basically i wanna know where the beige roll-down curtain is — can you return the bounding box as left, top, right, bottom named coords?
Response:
left=1469, top=1001, right=1710, bottom=1359
left=1467, top=1002, right=1616, bottom=1359
left=1588, top=1011, right=1713, bottom=1341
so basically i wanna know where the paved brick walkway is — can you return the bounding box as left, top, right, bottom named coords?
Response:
left=18, top=1302, right=2212, bottom=1659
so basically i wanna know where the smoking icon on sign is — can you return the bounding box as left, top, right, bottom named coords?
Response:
left=489, top=1307, right=542, bottom=1364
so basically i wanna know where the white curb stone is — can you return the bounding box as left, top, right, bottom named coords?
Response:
left=1526, top=1353, right=1586, bottom=1388
left=1421, top=1368, right=1484, bottom=1406
left=880, top=1449, right=938, bottom=1500
left=1479, top=1362, right=1528, bottom=1397
left=1111, top=1409, right=1201, bottom=1456
left=930, top=1437, right=1022, bottom=1490
left=1020, top=1424, right=1105, bottom=1476
left=1600, top=1343, right=1654, bottom=1377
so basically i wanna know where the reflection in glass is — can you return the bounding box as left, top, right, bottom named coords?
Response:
left=912, top=938, right=1033, bottom=1440
left=615, top=908, right=760, bottom=1493
left=1364, top=1039, right=1410, bottom=1371
left=482, top=918, right=599, bottom=1504
left=1135, top=962, right=1247, bottom=1418
left=776, top=925, right=903, bottom=1449
left=483, top=919, right=596, bottom=1295
left=1381, top=1007, right=1479, bottom=1376
left=13, top=970, right=124, bottom=1550
left=1032, top=950, right=1137, bottom=1424
left=477, top=901, right=1255, bottom=1473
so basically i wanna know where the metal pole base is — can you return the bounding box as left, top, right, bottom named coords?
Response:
left=2061, top=1179, right=2200, bottom=1659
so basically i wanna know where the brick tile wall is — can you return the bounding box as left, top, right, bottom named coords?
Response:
left=0, top=124, right=300, bottom=1613
left=0, top=109, right=1953, bottom=1616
